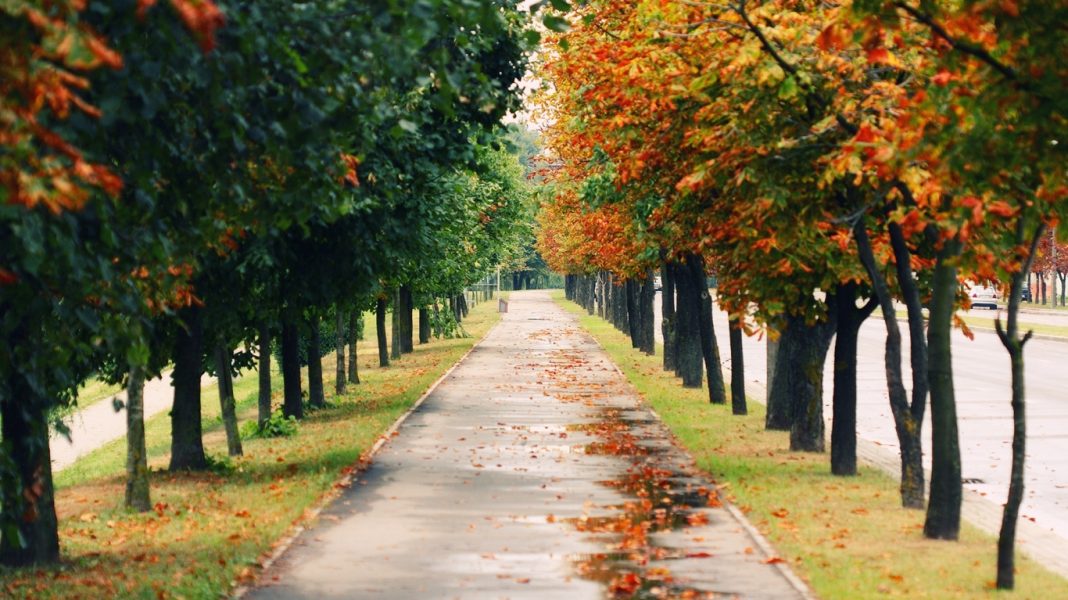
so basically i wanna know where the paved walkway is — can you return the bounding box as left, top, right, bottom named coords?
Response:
left=247, top=291, right=808, bottom=599
left=51, top=372, right=212, bottom=473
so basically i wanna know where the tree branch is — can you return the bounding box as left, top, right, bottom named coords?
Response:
left=892, top=1, right=1029, bottom=91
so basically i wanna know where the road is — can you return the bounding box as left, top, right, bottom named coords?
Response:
left=649, top=292, right=1068, bottom=575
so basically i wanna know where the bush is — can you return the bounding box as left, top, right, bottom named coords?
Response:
left=241, top=411, right=299, bottom=439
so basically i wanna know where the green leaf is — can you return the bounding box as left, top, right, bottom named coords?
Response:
left=778, top=76, right=798, bottom=100
left=543, top=15, right=570, bottom=32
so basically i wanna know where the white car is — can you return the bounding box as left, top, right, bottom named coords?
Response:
left=967, top=284, right=999, bottom=310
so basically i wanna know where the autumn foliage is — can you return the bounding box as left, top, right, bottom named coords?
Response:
left=0, top=0, right=221, bottom=214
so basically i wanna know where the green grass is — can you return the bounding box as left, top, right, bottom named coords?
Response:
left=1, top=299, right=501, bottom=598
left=555, top=291, right=1068, bottom=600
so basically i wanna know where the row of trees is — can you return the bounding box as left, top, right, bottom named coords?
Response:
left=1, top=0, right=543, bottom=567
left=535, top=0, right=1065, bottom=590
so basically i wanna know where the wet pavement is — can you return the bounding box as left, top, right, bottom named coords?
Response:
left=246, top=291, right=808, bottom=599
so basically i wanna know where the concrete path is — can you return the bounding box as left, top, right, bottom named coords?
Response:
left=247, top=291, right=808, bottom=599
left=652, top=293, right=1068, bottom=578
left=51, top=372, right=212, bottom=473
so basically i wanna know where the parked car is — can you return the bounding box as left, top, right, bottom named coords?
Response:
left=967, top=283, right=999, bottom=310
left=653, top=275, right=662, bottom=292
left=1019, top=286, right=1033, bottom=303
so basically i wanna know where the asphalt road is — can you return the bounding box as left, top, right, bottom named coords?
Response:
left=650, top=292, right=1068, bottom=570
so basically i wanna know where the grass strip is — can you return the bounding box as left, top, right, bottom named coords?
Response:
left=894, top=310, right=1068, bottom=339
left=556, top=291, right=1067, bottom=599
left=1, top=299, right=500, bottom=598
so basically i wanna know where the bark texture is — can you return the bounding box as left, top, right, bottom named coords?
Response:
left=391, top=290, right=402, bottom=360
left=170, top=306, right=207, bottom=469
left=924, top=237, right=964, bottom=540
left=829, top=282, right=874, bottom=475
left=258, top=323, right=272, bottom=428
left=125, top=364, right=151, bottom=511
left=308, top=319, right=326, bottom=409
left=638, top=269, right=655, bottom=355
left=995, top=223, right=1044, bottom=590
left=215, top=345, right=242, bottom=456
left=281, top=317, right=304, bottom=419
left=419, top=307, right=430, bottom=344
left=335, top=310, right=347, bottom=395
left=661, top=262, right=677, bottom=372
left=376, top=298, right=389, bottom=367
left=728, top=317, right=747, bottom=415
left=685, top=254, right=726, bottom=405
left=348, top=311, right=360, bottom=384
left=0, top=387, right=59, bottom=565
left=855, top=221, right=926, bottom=507
left=672, top=262, right=703, bottom=388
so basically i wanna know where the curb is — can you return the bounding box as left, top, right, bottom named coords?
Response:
left=558, top=298, right=818, bottom=600
left=231, top=318, right=501, bottom=599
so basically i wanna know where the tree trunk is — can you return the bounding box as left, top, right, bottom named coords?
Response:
left=281, top=316, right=304, bottom=419
left=889, top=222, right=930, bottom=507
left=766, top=338, right=779, bottom=407
left=728, top=317, right=747, bottom=415
left=459, top=292, right=469, bottom=319
left=1049, top=229, right=1057, bottom=308
left=0, top=384, right=59, bottom=565
left=829, top=282, right=875, bottom=475
left=308, top=318, right=326, bottom=409
left=598, top=271, right=608, bottom=319
left=392, top=290, right=403, bottom=360
left=685, top=253, right=727, bottom=404
left=125, top=363, right=151, bottom=511
left=419, top=307, right=430, bottom=344
left=626, top=278, right=640, bottom=349
left=995, top=223, right=1043, bottom=590
left=662, top=262, right=678, bottom=372
left=400, top=286, right=414, bottom=353
left=335, top=310, right=347, bottom=395
left=787, top=309, right=837, bottom=452
left=925, top=237, right=964, bottom=540
left=767, top=310, right=835, bottom=437
left=855, top=221, right=926, bottom=506
left=639, top=269, right=655, bottom=355
left=377, top=298, right=389, bottom=367
left=170, top=306, right=208, bottom=470
left=258, top=322, right=272, bottom=428
left=673, top=262, right=703, bottom=388
left=432, top=300, right=443, bottom=338
left=587, top=276, right=596, bottom=316
left=348, top=311, right=361, bottom=384
left=214, top=344, right=242, bottom=456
